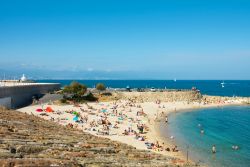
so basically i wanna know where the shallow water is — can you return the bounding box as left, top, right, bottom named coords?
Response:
left=163, top=106, right=250, bottom=167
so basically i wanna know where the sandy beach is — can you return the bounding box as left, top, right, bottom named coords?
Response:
left=17, top=92, right=249, bottom=165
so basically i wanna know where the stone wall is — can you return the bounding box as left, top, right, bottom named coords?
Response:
left=117, top=90, right=202, bottom=102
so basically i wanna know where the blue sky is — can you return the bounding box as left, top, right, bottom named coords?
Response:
left=0, top=0, right=250, bottom=79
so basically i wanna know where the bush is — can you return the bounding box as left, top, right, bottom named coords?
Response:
left=83, top=93, right=98, bottom=101
left=63, top=81, right=87, bottom=96
left=60, top=98, right=67, bottom=104
left=62, top=81, right=89, bottom=102
left=101, top=92, right=112, bottom=96
left=96, top=83, right=106, bottom=91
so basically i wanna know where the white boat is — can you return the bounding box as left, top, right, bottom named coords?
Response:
left=174, top=78, right=177, bottom=82
left=150, top=87, right=156, bottom=92
left=221, top=81, right=225, bottom=88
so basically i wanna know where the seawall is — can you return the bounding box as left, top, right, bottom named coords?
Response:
left=0, top=83, right=60, bottom=108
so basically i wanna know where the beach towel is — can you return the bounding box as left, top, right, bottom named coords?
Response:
left=36, top=109, right=43, bottom=112
left=73, top=111, right=80, bottom=117
left=101, top=109, right=107, bottom=113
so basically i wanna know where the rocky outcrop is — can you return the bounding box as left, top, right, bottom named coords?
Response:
left=0, top=107, right=189, bottom=167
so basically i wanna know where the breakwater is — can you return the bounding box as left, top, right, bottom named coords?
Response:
left=115, top=90, right=202, bottom=102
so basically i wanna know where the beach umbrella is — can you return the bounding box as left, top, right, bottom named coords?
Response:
left=36, top=108, right=43, bottom=112
left=46, top=107, right=53, bottom=112
left=73, top=116, right=79, bottom=121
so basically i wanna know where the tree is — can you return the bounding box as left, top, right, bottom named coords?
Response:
left=70, top=81, right=87, bottom=96
left=96, top=83, right=106, bottom=92
left=62, top=81, right=87, bottom=101
left=62, top=81, right=99, bottom=102
left=63, top=85, right=72, bottom=93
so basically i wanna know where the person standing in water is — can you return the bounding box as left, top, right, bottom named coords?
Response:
left=165, top=116, right=168, bottom=123
left=212, top=145, right=216, bottom=154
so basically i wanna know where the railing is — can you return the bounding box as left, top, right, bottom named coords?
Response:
left=0, top=82, right=59, bottom=87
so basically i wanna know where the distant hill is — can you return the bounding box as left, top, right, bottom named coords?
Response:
left=0, top=68, right=170, bottom=80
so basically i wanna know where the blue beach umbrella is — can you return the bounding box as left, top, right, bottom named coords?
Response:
left=73, top=116, right=79, bottom=121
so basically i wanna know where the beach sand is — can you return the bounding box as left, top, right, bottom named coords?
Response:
left=17, top=92, right=248, bottom=166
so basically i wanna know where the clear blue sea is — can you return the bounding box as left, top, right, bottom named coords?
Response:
left=37, top=80, right=250, bottom=97
left=163, top=106, right=250, bottom=167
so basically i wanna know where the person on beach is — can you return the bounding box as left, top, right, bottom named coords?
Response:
left=212, top=145, right=216, bottom=154
left=165, top=116, right=168, bottom=123
left=172, top=145, right=179, bottom=152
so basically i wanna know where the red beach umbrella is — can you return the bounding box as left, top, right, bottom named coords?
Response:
left=46, top=107, right=53, bottom=112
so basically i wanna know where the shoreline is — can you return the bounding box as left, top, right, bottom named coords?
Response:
left=147, top=101, right=244, bottom=165
left=151, top=103, right=244, bottom=166
left=17, top=93, right=249, bottom=166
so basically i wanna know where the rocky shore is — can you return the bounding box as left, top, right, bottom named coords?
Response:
left=0, top=107, right=192, bottom=167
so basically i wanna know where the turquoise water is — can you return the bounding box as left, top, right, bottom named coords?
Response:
left=164, top=106, right=250, bottom=167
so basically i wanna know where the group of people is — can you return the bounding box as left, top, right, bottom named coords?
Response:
left=197, top=124, right=240, bottom=154
left=35, top=98, right=184, bottom=155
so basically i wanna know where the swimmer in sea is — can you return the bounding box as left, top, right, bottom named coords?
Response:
left=212, top=145, right=216, bottom=154
left=232, top=145, right=239, bottom=150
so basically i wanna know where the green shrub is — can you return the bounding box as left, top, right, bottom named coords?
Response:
left=96, top=83, right=106, bottom=91
left=83, top=93, right=98, bottom=101
left=60, top=98, right=67, bottom=104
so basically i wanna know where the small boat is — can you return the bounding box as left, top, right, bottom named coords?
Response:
left=221, top=81, right=225, bottom=88
left=150, top=87, right=156, bottom=92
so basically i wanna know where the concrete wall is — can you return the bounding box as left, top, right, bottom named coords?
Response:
left=0, top=83, right=60, bottom=109
left=0, top=97, right=11, bottom=109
